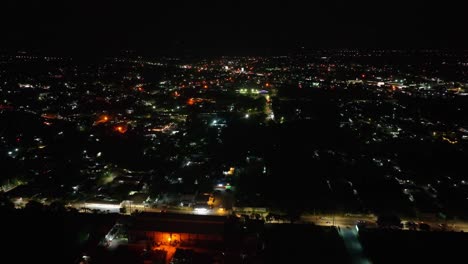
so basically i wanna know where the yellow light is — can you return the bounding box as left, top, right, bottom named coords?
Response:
left=442, top=137, right=458, bottom=144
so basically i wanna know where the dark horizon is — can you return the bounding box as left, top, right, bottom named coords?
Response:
left=1, top=0, right=467, bottom=56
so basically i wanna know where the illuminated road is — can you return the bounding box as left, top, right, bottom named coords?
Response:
left=11, top=195, right=468, bottom=233
left=301, top=213, right=468, bottom=232
left=301, top=214, right=377, bottom=228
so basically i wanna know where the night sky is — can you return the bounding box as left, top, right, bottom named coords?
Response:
left=1, top=0, right=466, bottom=55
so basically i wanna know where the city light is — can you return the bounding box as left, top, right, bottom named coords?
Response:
left=3, top=46, right=468, bottom=263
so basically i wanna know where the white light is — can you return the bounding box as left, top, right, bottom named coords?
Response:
left=97, top=152, right=102, bottom=157
left=194, top=208, right=209, bottom=214
left=84, top=203, right=121, bottom=210
left=245, top=114, right=249, bottom=118
left=8, top=151, right=13, bottom=155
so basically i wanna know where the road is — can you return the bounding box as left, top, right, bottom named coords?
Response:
left=11, top=194, right=468, bottom=233
left=68, top=202, right=468, bottom=233
left=302, top=214, right=377, bottom=228
left=301, top=213, right=468, bottom=232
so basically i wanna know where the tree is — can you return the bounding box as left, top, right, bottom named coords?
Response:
left=48, top=201, right=67, bottom=214
left=0, top=192, right=15, bottom=211
left=24, top=200, right=44, bottom=213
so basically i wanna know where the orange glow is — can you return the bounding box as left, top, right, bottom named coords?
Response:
left=203, top=85, right=208, bottom=89
left=187, top=98, right=204, bottom=105
left=391, top=85, right=397, bottom=91
left=138, top=87, right=144, bottom=92
left=41, top=113, right=58, bottom=119
left=114, top=125, right=128, bottom=134
left=167, top=237, right=172, bottom=242
left=265, top=83, right=270, bottom=87
left=95, top=115, right=110, bottom=125
left=174, top=91, right=180, bottom=97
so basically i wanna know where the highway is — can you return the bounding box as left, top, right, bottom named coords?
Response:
left=58, top=202, right=468, bottom=233
left=302, top=214, right=377, bottom=228
left=10, top=194, right=468, bottom=233
left=301, top=213, right=468, bottom=232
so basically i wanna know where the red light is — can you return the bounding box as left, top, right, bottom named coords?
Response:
left=361, top=74, right=366, bottom=78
